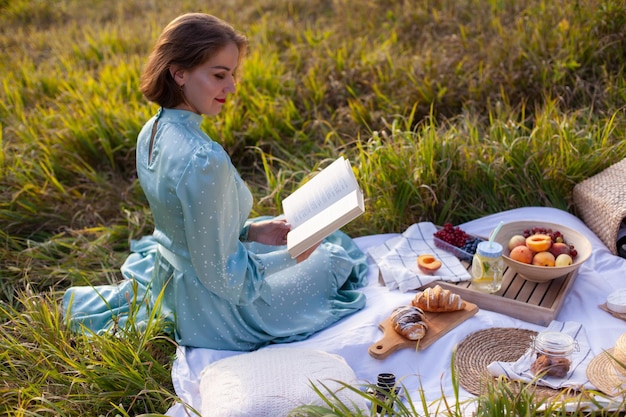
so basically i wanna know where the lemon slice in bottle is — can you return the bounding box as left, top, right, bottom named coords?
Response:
left=471, top=257, right=484, bottom=278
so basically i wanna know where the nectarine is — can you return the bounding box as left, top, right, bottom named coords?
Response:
left=526, top=234, right=552, bottom=252
left=532, top=251, right=555, bottom=267
left=508, top=235, right=527, bottom=251
left=549, top=242, right=570, bottom=257
left=510, top=245, right=533, bottom=264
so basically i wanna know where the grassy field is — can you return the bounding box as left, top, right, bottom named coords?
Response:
left=1, top=0, right=625, bottom=415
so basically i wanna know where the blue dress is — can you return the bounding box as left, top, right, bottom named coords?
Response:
left=63, top=108, right=368, bottom=350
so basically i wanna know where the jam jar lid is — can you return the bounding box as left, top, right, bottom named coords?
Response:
left=476, top=241, right=503, bottom=258
left=532, top=331, right=576, bottom=357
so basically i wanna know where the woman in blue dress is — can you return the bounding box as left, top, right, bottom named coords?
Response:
left=63, top=13, right=368, bottom=350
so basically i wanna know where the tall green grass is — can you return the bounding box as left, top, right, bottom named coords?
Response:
left=1, top=0, right=625, bottom=414
left=0, top=286, right=177, bottom=416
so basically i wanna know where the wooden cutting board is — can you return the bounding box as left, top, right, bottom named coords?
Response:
left=368, top=301, right=479, bottom=359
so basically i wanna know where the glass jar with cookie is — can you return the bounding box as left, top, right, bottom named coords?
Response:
left=530, top=331, right=577, bottom=378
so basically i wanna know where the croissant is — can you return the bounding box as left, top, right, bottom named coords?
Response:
left=411, top=285, right=465, bottom=313
left=390, top=305, right=428, bottom=340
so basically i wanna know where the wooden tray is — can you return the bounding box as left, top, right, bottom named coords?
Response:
left=368, top=301, right=478, bottom=359
left=423, top=261, right=578, bottom=326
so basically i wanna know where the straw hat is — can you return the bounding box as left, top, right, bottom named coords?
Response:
left=586, top=333, right=626, bottom=397
left=573, top=157, right=626, bottom=255
left=614, top=333, right=626, bottom=375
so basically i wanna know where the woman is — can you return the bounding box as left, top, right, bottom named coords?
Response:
left=63, top=13, right=368, bottom=350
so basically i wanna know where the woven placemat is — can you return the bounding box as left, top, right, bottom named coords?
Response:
left=586, top=349, right=626, bottom=397
left=455, top=327, right=562, bottom=398
left=573, top=157, right=626, bottom=255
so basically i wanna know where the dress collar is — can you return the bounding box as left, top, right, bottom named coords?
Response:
left=157, top=107, right=203, bottom=127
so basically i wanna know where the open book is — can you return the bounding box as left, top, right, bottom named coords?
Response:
left=282, top=156, right=365, bottom=258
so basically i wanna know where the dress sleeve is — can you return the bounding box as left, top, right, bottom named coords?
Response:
left=176, top=145, right=295, bottom=305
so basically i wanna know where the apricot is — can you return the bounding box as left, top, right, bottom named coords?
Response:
left=417, top=254, right=442, bottom=273
left=532, top=251, right=556, bottom=267
left=526, top=234, right=552, bottom=252
left=510, top=245, right=533, bottom=264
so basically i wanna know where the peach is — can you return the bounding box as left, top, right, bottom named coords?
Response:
left=508, top=235, right=527, bottom=251
left=526, top=234, right=552, bottom=252
left=549, top=242, right=570, bottom=257
left=532, top=251, right=556, bottom=267
left=555, top=253, right=573, bottom=266
left=510, top=245, right=533, bottom=264
left=417, top=254, right=442, bottom=273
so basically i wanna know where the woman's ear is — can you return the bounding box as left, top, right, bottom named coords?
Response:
left=169, top=65, right=186, bottom=86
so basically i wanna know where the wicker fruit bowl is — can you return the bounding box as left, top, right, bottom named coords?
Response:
left=492, top=221, right=592, bottom=283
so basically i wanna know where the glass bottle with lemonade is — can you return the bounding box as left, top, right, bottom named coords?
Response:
left=471, top=241, right=504, bottom=293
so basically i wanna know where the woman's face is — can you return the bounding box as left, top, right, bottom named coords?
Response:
left=173, top=42, right=240, bottom=116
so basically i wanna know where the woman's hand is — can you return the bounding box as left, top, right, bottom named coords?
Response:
left=247, top=219, right=291, bottom=246
left=247, top=219, right=320, bottom=262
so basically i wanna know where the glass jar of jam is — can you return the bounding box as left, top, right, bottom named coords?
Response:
left=530, top=331, right=576, bottom=378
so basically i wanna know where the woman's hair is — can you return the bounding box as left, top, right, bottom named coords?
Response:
left=140, top=13, right=248, bottom=108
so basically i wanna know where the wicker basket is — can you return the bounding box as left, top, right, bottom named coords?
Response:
left=573, top=158, right=626, bottom=255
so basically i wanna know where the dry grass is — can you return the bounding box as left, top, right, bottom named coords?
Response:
left=1, top=0, right=625, bottom=414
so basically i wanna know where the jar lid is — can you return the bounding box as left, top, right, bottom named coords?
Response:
left=533, top=331, right=575, bottom=356
left=607, top=288, right=626, bottom=314
left=476, top=241, right=503, bottom=258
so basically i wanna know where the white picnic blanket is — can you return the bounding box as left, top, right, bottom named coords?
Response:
left=167, top=207, right=626, bottom=416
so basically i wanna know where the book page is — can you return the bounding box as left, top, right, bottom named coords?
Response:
left=282, top=157, right=359, bottom=228
left=286, top=189, right=364, bottom=258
